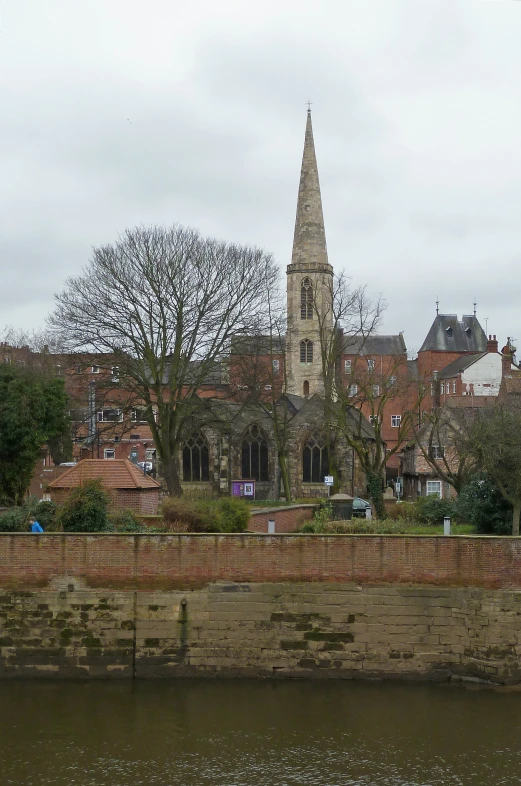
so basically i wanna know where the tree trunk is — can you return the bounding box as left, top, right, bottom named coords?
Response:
left=512, top=501, right=521, bottom=536
left=162, top=455, right=182, bottom=496
left=367, top=471, right=385, bottom=519
left=278, top=453, right=292, bottom=502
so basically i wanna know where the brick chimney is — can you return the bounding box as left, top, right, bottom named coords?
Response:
left=487, top=334, right=498, bottom=353
left=502, top=339, right=513, bottom=377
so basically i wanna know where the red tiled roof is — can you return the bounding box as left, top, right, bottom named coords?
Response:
left=48, top=459, right=161, bottom=490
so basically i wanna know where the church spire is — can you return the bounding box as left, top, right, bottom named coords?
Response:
left=290, top=109, right=330, bottom=270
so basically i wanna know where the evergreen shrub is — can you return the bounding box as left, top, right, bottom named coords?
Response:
left=56, top=479, right=110, bottom=532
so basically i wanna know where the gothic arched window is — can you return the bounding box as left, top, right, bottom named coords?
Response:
left=303, top=432, right=329, bottom=483
left=183, top=432, right=210, bottom=481
left=300, top=277, right=313, bottom=320
left=241, top=424, right=269, bottom=481
left=300, top=339, right=313, bottom=364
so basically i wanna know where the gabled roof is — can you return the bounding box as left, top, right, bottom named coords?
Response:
left=48, top=459, right=161, bottom=490
left=419, top=314, right=487, bottom=353
left=438, top=352, right=487, bottom=379
left=343, top=334, right=407, bottom=356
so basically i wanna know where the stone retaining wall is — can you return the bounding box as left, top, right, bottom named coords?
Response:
left=2, top=534, right=521, bottom=682
left=1, top=582, right=521, bottom=683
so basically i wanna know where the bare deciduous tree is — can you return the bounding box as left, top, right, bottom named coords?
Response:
left=313, top=272, right=384, bottom=492
left=49, top=225, right=279, bottom=495
left=337, top=354, right=424, bottom=516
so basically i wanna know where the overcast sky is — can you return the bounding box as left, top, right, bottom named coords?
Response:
left=1, top=0, right=521, bottom=353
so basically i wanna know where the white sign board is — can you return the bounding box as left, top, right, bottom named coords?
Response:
left=324, top=476, right=334, bottom=486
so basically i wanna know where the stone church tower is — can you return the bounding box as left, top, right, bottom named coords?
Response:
left=286, top=110, right=333, bottom=397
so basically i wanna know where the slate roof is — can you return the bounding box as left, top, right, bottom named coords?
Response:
left=343, top=334, right=407, bottom=356
left=230, top=335, right=285, bottom=354
left=419, top=315, right=487, bottom=353
left=48, top=459, right=161, bottom=490
left=438, top=352, right=487, bottom=379
left=407, top=359, right=419, bottom=380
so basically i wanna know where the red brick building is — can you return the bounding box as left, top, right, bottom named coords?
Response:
left=48, top=459, right=161, bottom=514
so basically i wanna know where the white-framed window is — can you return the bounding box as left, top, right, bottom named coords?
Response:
left=111, top=366, right=119, bottom=382
left=145, top=448, right=156, bottom=461
left=131, top=407, right=148, bottom=423
left=237, top=384, right=249, bottom=391
left=98, top=408, right=123, bottom=423
left=104, top=448, right=116, bottom=460
left=389, top=375, right=397, bottom=387
left=391, top=415, right=401, bottom=428
left=373, top=385, right=380, bottom=397
left=264, top=384, right=272, bottom=391
left=441, top=382, right=445, bottom=394
left=272, top=359, right=280, bottom=374
left=55, top=364, right=61, bottom=376
left=426, top=480, right=442, bottom=498
left=452, top=380, right=456, bottom=394
left=429, top=445, right=445, bottom=460
left=344, top=359, right=352, bottom=373
left=367, top=359, right=375, bottom=371
left=349, top=384, right=358, bottom=397
left=92, top=365, right=99, bottom=374
left=369, top=415, right=380, bottom=425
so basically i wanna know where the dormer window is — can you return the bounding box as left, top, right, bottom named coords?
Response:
left=465, top=327, right=472, bottom=336
left=445, top=327, right=452, bottom=337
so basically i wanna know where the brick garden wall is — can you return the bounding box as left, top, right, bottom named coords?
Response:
left=1, top=534, right=521, bottom=591
left=249, top=505, right=314, bottom=533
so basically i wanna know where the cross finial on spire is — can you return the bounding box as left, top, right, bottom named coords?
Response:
left=436, top=297, right=439, bottom=315
left=307, top=100, right=312, bottom=112
left=473, top=298, right=477, bottom=317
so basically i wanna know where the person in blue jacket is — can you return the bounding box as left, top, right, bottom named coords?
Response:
left=29, top=517, right=44, bottom=533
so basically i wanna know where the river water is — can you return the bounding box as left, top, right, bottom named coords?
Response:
left=1, top=679, right=520, bottom=785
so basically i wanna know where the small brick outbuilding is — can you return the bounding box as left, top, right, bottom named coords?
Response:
left=48, top=459, right=161, bottom=515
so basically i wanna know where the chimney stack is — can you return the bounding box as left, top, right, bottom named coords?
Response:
left=487, top=334, right=498, bottom=353
left=502, top=339, right=513, bottom=377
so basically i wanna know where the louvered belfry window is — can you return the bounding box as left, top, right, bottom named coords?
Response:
left=300, top=277, right=313, bottom=320
left=300, top=339, right=313, bottom=363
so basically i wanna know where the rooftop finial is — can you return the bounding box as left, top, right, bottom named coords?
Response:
left=473, top=298, right=477, bottom=317
left=307, top=100, right=313, bottom=113
left=436, top=297, right=439, bottom=316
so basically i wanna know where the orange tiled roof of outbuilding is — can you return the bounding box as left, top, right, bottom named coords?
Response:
left=47, top=459, right=161, bottom=490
